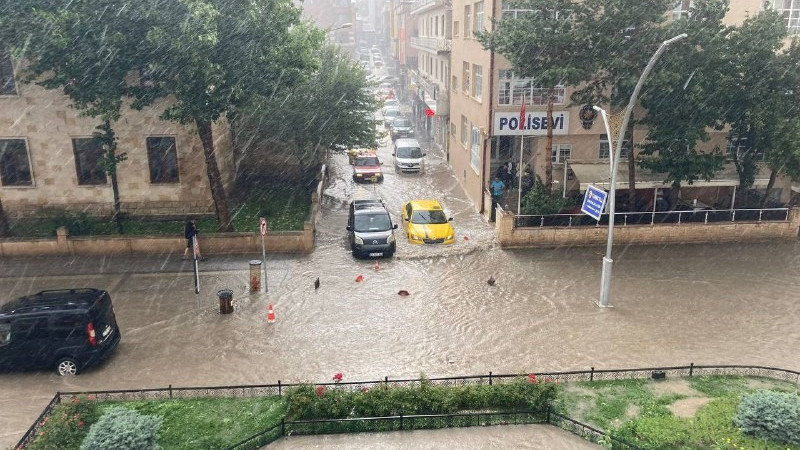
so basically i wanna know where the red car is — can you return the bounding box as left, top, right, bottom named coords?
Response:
left=352, top=153, right=384, bottom=183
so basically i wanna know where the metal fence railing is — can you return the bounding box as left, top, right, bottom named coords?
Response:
left=514, top=207, right=790, bottom=228
left=17, top=363, right=800, bottom=449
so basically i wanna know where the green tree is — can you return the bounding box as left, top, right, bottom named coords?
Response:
left=235, top=44, right=380, bottom=176
left=478, top=0, right=673, bottom=200
left=132, top=0, right=321, bottom=231
left=637, top=0, right=731, bottom=209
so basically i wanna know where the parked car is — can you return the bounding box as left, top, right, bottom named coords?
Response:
left=347, top=199, right=397, bottom=258
left=383, top=98, right=399, bottom=109
left=393, top=138, right=425, bottom=173
left=401, top=199, right=455, bottom=244
left=390, top=117, right=415, bottom=140
left=0, top=288, right=121, bottom=376
left=352, top=152, right=384, bottom=182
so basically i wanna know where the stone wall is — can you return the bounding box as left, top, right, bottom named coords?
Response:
left=496, top=208, right=800, bottom=248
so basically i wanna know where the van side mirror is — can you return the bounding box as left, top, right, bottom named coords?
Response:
left=448, top=217, right=453, bottom=221
left=423, top=153, right=427, bottom=156
left=393, top=224, right=398, bottom=229
left=346, top=226, right=351, bottom=231
left=392, top=152, right=396, bottom=156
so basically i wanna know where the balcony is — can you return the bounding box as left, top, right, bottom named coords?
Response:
left=409, top=0, right=449, bottom=15
left=409, top=37, right=451, bottom=54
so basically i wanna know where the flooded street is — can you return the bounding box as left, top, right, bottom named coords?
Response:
left=1, top=120, right=799, bottom=447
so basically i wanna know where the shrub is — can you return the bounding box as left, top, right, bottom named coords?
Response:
left=27, top=396, right=102, bottom=450
left=520, top=183, right=577, bottom=215
left=733, top=390, right=800, bottom=444
left=80, top=407, right=162, bottom=450
left=50, top=209, right=97, bottom=236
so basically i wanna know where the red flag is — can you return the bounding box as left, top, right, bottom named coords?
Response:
left=519, top=94, right=526, bottom=133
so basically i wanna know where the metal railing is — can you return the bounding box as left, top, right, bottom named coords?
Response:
left=514, top=207, right=790, bottom=228
left=409, top=36, right=452, bottom=53
left=17, top=363, right=800, bottom=449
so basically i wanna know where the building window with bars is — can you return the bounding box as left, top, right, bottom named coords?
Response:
left=474, top=2, right=484, bottom=34
left=497, top=70, right=565, bottom=106
left=775, top=0, right=800, bottom=35
left=461, top=115, right=469, bottom=147
left=472, top=64, right=482, bottom=101
left=464, top=5, right=472, bottom=38
left=551, top=144, right=572, bottom=164
left=471, top=125, right=481, bottom=171
left=0, top=139, right=33, bottom=186
left=672, top=0, right=694, bottom=20
left=463, top=62, right=470, bottom=94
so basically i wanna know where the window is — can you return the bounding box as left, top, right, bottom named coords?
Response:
left=450, top=122, right=456, bottom=136
left=147, top=136, right=179, bottom=183
left=453, top=20, right=460, bottom=36
left=463, top=62, right=470, bottom=94
left=461, top=115, right=469, bottom=147
left=474, top=2, right=485, bottom=34
left=452, top=75, right=458, bottom=91
left=727, top=135, right=764, bottom=161
left=464, top=5, right=472, bottom=38
left=11, top=317, right=49, bottom=340
left=51, top=314, right=84, bottom=340
left=0, top=48, right=17, bottom=95
left=551, top=144, right=572, bottom=164
left=776, top=0, right=800, bottom=35
left=497, top=70, right=565, bottom=106
left=599, top=134, right=631, bottom=159
left=501, top=3, right=535, bottom=20
left=72, top=138, right=107, bottom=185
left=0, top=139, right=33, bottom=186
left=472, top=64, right=482, bottom=100
left=672, top=0, right=693, bottom=20
left=0, top=322, right=10, bottom=347
left=470, top=125, right=481, bottom=171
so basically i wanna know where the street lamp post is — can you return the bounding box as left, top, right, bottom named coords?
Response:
left=595, top=33, right=687, bottom=308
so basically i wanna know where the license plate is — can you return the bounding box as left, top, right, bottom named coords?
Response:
left=369, top=252, right=383, bottom=257
left=370, top=176, right=378, bottom=182
left=102, top=324, right=112, bottom=337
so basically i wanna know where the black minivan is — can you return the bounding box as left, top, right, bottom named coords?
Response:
left=0, top=288, right=121, bottom=376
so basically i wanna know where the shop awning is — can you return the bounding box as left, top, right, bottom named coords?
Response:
left=568, top=161, right=773, bottom=192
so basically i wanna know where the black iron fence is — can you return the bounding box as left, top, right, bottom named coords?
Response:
left=17, top=363, right=800, bottom=449
left=514, top=207, right=790, bottom=228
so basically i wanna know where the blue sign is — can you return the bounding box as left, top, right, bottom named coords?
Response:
left=581, top=185, right=608, bottom=221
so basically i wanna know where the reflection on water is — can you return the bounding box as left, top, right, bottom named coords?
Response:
left=1, top=126, right=799, bottom=447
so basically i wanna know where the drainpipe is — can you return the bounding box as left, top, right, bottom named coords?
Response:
left=480, top=0, right=497, bottom=215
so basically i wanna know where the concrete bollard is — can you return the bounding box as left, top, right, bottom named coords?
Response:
left=217, top=289, right=234, bottom=314
left=249, top=260, right=262, bottom=292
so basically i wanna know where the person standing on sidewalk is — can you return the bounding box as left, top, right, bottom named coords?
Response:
left=182, top=219, right=204, bottom=260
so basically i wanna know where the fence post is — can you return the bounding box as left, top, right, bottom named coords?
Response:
left=651, top=211, right=655, bottom=225
left=678, top=211, right=682, bottom=224
left=169, top=384, right=173, bottom=399
left=732, top=209, right=736, bottom=222
left=758, top=209, right=763, bottom=222
left=280, top=418, right=285, bottom=436
left=400, top=413, right=404, bottom=430
left=689, top=362, right=694, bottom=377
left=704, top=211, right=708, bottom=224
left=623, top=214, right=627, bottom=226
left=590, top=367, right=594, bottom=382
left=489, top=371, right=493, bottom=386
left=540, top=216, right=544, bottom=227
left=278, top=380, right=282, bottom=396
left=385, top=376, right=389, bottom=384
left=569, top=216, right=573, bottom=227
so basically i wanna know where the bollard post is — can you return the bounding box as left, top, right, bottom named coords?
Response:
left=249, top=260, right=262, bottom=292
left=216, top=289, right=234, bottom=314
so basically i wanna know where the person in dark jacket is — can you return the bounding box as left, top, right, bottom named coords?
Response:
left=182, top=219, right=203, bottom=260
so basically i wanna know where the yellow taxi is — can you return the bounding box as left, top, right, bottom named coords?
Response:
left=401, top=199, right=455, bottom=244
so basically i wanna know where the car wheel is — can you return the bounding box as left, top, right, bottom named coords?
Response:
left=56, top=357, right=79, bottom=376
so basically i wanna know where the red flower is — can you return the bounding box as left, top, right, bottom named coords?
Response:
left=315, top=386, right=325, bottom=397
left=333, top=373, right=343, bottom=382
left=87, top=395, right=96, bottom=401
left=528, top=374, right=537, bottom=383
left=78, top=421, right=85, bottom=427
left=361, top=386, right=369, bottom=393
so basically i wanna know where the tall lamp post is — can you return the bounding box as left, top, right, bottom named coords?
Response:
left=595, top=33, right=687, bottom=308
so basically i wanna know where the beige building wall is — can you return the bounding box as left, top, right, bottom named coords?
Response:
left=0, top=77, right=234, bottom=218
left=448, top=0, right=493, bottom=212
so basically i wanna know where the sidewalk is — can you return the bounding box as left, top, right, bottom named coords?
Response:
left=0, top=253, right=298, bottom=279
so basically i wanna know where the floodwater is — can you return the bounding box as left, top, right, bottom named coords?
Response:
left=1, top=103, right=799, bottom=448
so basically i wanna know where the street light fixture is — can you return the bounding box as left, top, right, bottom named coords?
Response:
left=327, top=23, right=353, bottom=33
left=595, top=33, right=688, bottom=309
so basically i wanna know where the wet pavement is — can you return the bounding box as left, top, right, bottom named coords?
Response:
left=1, top=100, right=799, bottom=447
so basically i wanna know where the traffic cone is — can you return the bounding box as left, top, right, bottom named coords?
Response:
left=267, top=304, right=275, bottom=323
left=355, top=274, right=364, bottom=282
left=374, top=261, right=380, bottom=271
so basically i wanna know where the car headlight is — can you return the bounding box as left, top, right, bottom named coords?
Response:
left=354, top=236, right=364, bottom=245
left=355, top=173, right=363, bottom=177
left=387, top=233, right=395, bottom=244
left=410, top=234, right=420, bottom=240
left=446, top=234, right=454, bottom=241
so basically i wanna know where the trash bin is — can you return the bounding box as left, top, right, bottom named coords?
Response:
left=249, top=260, right=262, bottom=292
left=217, top=289, right=234, bottom=314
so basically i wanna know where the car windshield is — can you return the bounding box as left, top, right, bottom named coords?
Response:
left=385, top=109, right=400, bottom=117
left=393, top=119, right=411, bottom=127
left=411, top=209, right=448, bottom=224
left=396, top=146, right=422, bottom=158
left=354, top=213, right=392, bottom=232
left=355, top=156, right=380, bottom=166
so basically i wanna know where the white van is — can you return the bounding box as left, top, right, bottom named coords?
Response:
left=393, top=138, right=426, bottom=173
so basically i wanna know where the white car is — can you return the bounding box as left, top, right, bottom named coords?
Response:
left=393, top=138, right=425, bottom=173
left=382, top=106, right=401, bottom=129
left=383, top=98, right=399, bottom=109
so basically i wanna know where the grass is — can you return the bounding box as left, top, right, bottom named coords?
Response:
left=26, top=396, right=286, bottom=450
left=7, top=183, right=312, bottom=237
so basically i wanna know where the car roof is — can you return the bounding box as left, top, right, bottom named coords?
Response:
left=352, top=200, right=388, bottom=215
left=0, top=289, right=105, bottom=316
left=394, top=138, right=420, bottom=146
left=406, top=199, right=444, bottom=210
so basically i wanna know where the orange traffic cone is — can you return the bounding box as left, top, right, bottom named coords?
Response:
left=267, top=304, right=275, bottom=323
left=355, top=274, right=364, bottom=283
left=374, top=261, right=380, bottom=271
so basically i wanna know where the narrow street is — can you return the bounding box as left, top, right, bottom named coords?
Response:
left=1, top=109, right=799, bottom=447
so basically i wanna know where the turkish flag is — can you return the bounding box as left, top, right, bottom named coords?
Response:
left=519, top=94, right=526, bottom=133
